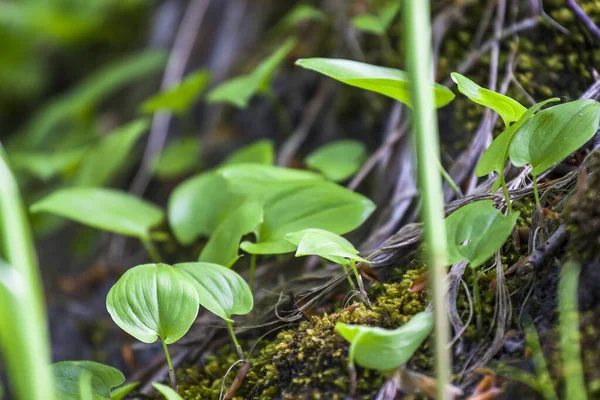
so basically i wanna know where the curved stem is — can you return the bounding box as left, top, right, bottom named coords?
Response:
left=226, top=320, right=245, bottom=361
left=161, top=339, right=177, bottom=392
left=341, top=263, right=356, bottom=288
left=533, top=176, right=541, bottom=207
left=142, top=237, right=162, bottom=263
left=349, top=259, right=365, bottom=293
left=500, top=173, right=513, bottom=213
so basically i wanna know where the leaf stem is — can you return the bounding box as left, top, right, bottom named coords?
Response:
left=437, top=158, right=462, bottom=197
left=249, top=254, right=257, bottom=294
left=226, top=320, right=245, bottom=361
left=142, top=237, right=162, bottom=263
left=341, top=263, right=356, bottom=288
left=161, top=339, right=177, bottom=392
left=349, top=259, right=365, bottom=294
left=500, top=173, right=513, bottom=213
left=533, top=176, right=541, bottom=207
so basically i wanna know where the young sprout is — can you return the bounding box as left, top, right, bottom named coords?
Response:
left=51, top=360, right=131, bottom=400
left=285, top=228, right=370, bottom=299
left=445, top=200, right=519, bottom=331
left=174, top=262, right=253, bottom=361
left=106, top=264, right=200, bottom=391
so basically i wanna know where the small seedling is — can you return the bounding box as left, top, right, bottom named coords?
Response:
left=106, top=264, right=200, bottom=390
left=51, top=360, right=131, bottom=400
left=508, top=99, right=600, bottom=206
left=305, top=140, right=368, bottom=182
left=285, top=228, right=369, bottom=298
left=445, top=200, right=519, bottom=331
left=174, top=262, right=253, bottom=360
left=336, top=311, right=433, bottom=372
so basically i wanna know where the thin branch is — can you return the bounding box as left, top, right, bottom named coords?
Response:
left=566, top=0, right=600, bottom=39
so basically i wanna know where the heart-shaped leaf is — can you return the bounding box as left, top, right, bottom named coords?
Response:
left=336, top=311, right=433, bottom=371
left=207, top=38, right=297, bottom=109
left=141, top=69, right=210, bottom=115
left=52, top=361, right=125, bottom=400
left=285, top=228, right=368, bottom=265
left=476, top=98, right=560, bottom=179
left=106, top=264, right=199, bottom=344
left=199, top=200, right=263, bottom=266
left=451, top=72, right=527, bottom=127
left=168, top=172, right=244, bottom=244
left=445, top=200, right=519, bottom=268
left=31, top=188, right=164, bottom=239
left=218, top=163, right=322, bottom=195
left=75, top=119, right=149, bottom=187
left=174, top=262, right=253, bottom=322
left=240, top=180, right=375, bottom=255
left=305, top=140, right=368, bottom=182
left=295, top=58, right=455, bottom=108
left=508, top=99, right=600, bottom=176
left=223, top=140, right=275, bottom=166
left=152, top=136, right=201, bottom=179
left=153, top=383, right=184, bottom=400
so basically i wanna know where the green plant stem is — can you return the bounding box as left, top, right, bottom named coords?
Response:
left=500, top=173, right=513, bottom=213
left=341, top=263, right=356, bottom=288
left=161, top=339, right=177, bottom=392
left=437, top=158, right=462, bottom=197
left=226, top=320, right=245, bottom=361
left=249, top=254, right=257, bottom=294
left=403, top=1, right=451, bottom=398
left=533, top=176, right=541, bottom=207
left=141, top=237, right=162, bottom=263
left=472, top=270, right=483, bottom=333
left=523, top=317, right=558, bottom=400
left=349, top=259, right=365, bottom=293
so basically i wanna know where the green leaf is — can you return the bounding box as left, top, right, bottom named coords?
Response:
left=174, top=262, right=253, bottom=322
left=285, top=228, right=368, bottom=265
left=240, top=180, right=376, bottom=255
left=109, top=382, right=139, bottom=400
left=445, top=200, right=519, bottom=268
left=9, top=148, right=87, bottom=181
left=168, top=172, right=244, bottom=244
left=295, top=58, right=455, bottom=108
left=451, top=72, right=527, bottom=127
left=305, top=140, right=367, bottom=182
left=199, top=200, right=263, bottom=265
left=508, top=99, right=600, bottom=176
left=152, top=136, right=201, bottom=179
left=223, top=140, right=274, bottom=165
left=280, top=5, right=326, bottom=27
left=476, top=98, right=560, bottom=178
left=79, top=371, right=93, bottom=400
left=75, top=119, right=149, bottom=186
left=141, top=69, right=210, bottom=115
left=218, top=163, right=322, bottom=195
left=106, top=264, right=200, bottom=344
left=52, top=361, right=125, bottom=400
left=336, top=311, right=433, bottom=371
left=152, top=383, right=184, bottom=400
left=351, top=1, right=400, bottom=35
left=30, top=188, right=164, bottom=239
left=207, top=38, right=297, bottom=108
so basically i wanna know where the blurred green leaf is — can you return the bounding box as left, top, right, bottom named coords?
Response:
left=76, top=119, right=149, bottom=186
left=509, top=99, right=600, bottom=176
left=296, top=58, right=454, bottom=108
left=9, top=148, right=87, bottom=181
left=106, top=264, right=199, bottom=344
left=30, top=188, right=164, bottom=239
left=445, top=200, right=519, bottom=268
left=280, top=5, right=326, bottom=27
left=152, top=383, right=184, bottom=400
left=109, top=382, right=139, bottom=400
left=141, top=70, right=210, bottom=115
left=223, top=140, right=274, bottom=165
left=199, top=200, right=263, bottom=266
left=152, top=136, right=202, bottom=179
left=207, top=38, right=297, bottom=108
left=336, top=311, right=433, bottom=371
left=305, top=140, right=367, bottom=182
left=351, top=2, right=400, bottom=35
left=52, top=361, right=124, bottom=400
left=285, top=228, right=368, bottom=265
left=174, top=262, right=253, bottom=322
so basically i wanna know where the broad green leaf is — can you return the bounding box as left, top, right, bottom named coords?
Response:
left=79, top=371, right=93, bottom=400
left=280, top=5, right=326, bottom=27
left=76, top=119, right=149, bottom=186
left=106, top=264, right=200, bottom=344
left=199, top=200, right=263, bottom=265
left=152, top=136, right=201, bottom=179
left=285, top=228, right=368, bottom=265
left=110, top=382, right=139, bottom=400
left=336, top=311, right=433, bottom=371
left=9, top=148, right=87, bottom=181
left=240, top=180, right=376, bottom=254
left=168, top=172, right=244, bottom=244
left=30, top=188, right=164, bottom=239
left=218, top=163, right=322, bottom=195
left=509, top=99, right=600, bottom=176
left=295, top=58, right=455, bottom=108
left=206, top=38, right=297, bottom=108
left=223, top=140, right=274, bottom=165
left=351, top=1, right=400, bottom=35
left=141, top=70, right=210, bottom=115
left=174, top=262, right=253, bottom=322
left=451, top=72, right=527, bottom=127
left=152, top=383, right=184, bottom=400
left=445, top=200, right=519, bottom=268
left=476, top=98, right=560, bottom=178
left=52, top=361, right=125, bottom=400
left=305, top=140, right=367, bottom=182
